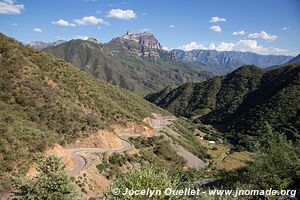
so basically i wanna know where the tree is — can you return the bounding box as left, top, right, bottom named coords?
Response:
left=247, top=135, right=300, bottom=190
left=12, top=155, right=77, bottom=200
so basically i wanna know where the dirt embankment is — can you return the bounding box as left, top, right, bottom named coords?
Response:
left=67, top=130, right=124, bottom=149
left=113, top=122, right=155, bottom=137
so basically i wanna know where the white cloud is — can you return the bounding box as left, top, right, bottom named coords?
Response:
left=247, top=31, right=278, bottom=41
left=232, top=30, right=246, bottom=35
left=107, top=9, right=136, bottom=20
left=52, top=19, right=76, bottom=27
left=141, top=12, right=146, bottom=16
left=74, top=16, right=109, bottom=25
left=178, top=41, right=207, bottom=51
left=178, top=40, right=291, bottom=55
left=33, top=28, right=42, bottom=32
left=282, top=27, right=290, bottom=30
left=74, top=35, right=89, bottom=40
left=140, top=28, right=150, bottom=32
left=11, top=23, right=18, bottom=26
left=0, top=0, right=24, bottom=14
left=209, top=25, right=222, bottom=32
left=209, top=16, right=226, bottom=23
left=169, top=25, right=175, bottom=28
left=162, top=46, right=169, bottom=51
left=215, top=42, right=235, bottom=51
left=213, top=39, right=290, bottom=55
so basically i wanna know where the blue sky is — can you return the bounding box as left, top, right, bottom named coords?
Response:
left=0, top=0, right=299, bottom=55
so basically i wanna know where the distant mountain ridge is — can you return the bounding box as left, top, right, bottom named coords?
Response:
left=146, top=63, right=300, bottom=149
left=169, top=49, right=293, bottom=74
left=27, top=40, right=66, bottom=49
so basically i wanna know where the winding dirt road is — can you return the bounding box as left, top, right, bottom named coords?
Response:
left=67, top=118, right=173, bottom=176
left=67, top=138, right=131, bottom=176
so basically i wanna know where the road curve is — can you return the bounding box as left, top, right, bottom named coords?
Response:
left=67, top=137, right=131, bottom=176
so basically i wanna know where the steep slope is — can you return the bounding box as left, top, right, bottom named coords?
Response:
left=169, top=49, right=293, bottom=74
left=45, top=33, right=214, bottom=96
left=0, top=33, right=162, bottom=176
left=146, top=64, right=300, bottom=148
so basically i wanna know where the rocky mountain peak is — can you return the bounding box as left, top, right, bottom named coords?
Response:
left=121, top=31, right=162, bottom=50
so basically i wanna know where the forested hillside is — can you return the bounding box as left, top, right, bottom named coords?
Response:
left=146, top=64, right=300, bottom=148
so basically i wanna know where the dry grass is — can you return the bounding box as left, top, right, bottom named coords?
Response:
left=198, top=140, right=253, bottom=171
left=215, top=151, right=253, bottom=171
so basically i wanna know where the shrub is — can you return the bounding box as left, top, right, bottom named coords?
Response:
left=107, top=166, right=180, bottom=200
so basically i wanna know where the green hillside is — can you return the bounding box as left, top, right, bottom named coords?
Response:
left=0, top=33, right=162, bottom=177
left=44, top=39, right=213, bottom=96
left=146, top=64, right=300, bottom=148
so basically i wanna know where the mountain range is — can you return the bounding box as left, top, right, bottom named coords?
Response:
left=43, top=32, right=213, bottom=95
left=146, top=63, right=300, bottom=149
left=29, top=31, right=295, bottom=77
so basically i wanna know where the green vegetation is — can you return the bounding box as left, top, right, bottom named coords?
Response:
left=45, top=39, right=213, bottom=96
left=107, top=166, right=179, bottom=200
left=130, top=135, right=185, bottom=166
left=96, top=152, right=138, bottom=180
left=147, top=64, right=300, bottom=149
left=218, top=134, right=300, bottom=194
left=12, top=155, right=77, bottom=200
left=0, top=33, right=162, bottom=178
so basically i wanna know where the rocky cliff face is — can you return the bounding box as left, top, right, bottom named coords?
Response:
left=122, top=31, right=162, bottom=49
left=109, top=31, right=162, bottom=58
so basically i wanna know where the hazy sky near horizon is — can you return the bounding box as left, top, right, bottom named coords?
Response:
left=0, top=0, right=299, bottom=55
